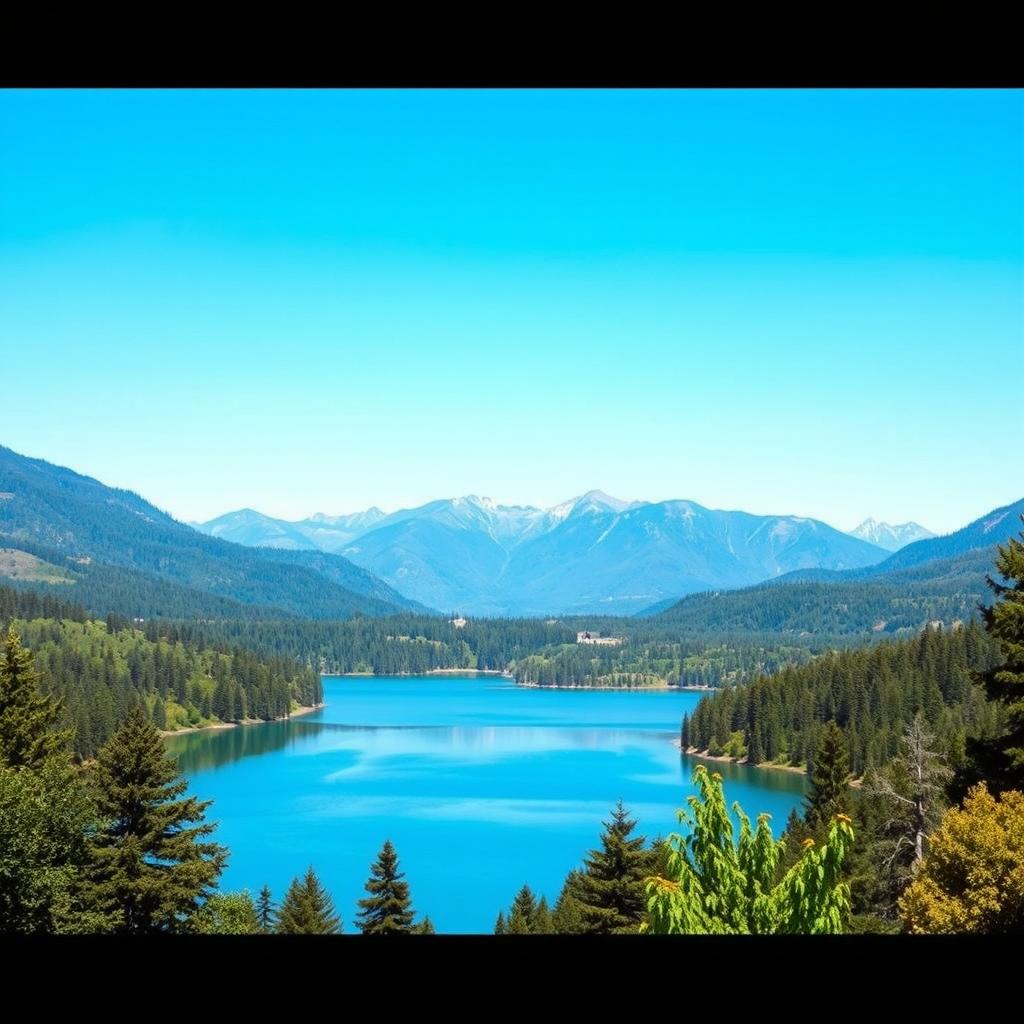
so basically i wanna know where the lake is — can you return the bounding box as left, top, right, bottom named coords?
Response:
left=165, top=674, right=806, bottom=933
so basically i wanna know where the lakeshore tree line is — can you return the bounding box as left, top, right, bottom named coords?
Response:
left=0, top=521, right=1022, bottom=933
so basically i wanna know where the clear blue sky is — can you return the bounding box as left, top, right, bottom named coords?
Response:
left=1, top=90, right=1021, bottom=534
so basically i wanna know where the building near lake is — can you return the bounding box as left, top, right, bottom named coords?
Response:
left=576, top=630, right=622, bottom=646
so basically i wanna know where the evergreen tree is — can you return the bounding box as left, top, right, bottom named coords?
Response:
left=532, top=895, right=554, bottom=934
left=955, top=517, right=1024, bottom=797
left=551, top=870, right=586, bottom=934
left=507, top=884, right=538, bottom=934
left=493, top=910, right=507, bottom=935
left=276, top=867, right=341, bottom=934
left=81, top=705, right=227, bottom=933
left=575, top=801, right=654, bottom=933
left=256, top=884, right=276, bottom=933
left=355, top=839, right=416, bottom=934
left=413, top=915, right=435, bottom=934
left=804, top=721, right=851, bottom=833
left=0, top=626, right=71, bottom=769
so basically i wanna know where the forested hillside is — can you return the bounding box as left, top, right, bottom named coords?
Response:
left=0, top=584, right=322, bottom=758
left=683, top=622, right=1004, bottom=775
left=0, top=445, right=417, bottom=619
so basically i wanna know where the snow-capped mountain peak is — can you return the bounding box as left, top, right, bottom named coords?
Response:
left=850, top=519, right=934, bottom=552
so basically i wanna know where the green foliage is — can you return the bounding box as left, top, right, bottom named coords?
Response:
left=191, top=891, right=261, bottom=934
left=644, top=765, right=854, bottom=934
left=256, top=884, right=276, bottom=933
left=507, top=884, right=538, bottom=934
left=413, top=915, right=435, bottom=934
left=574, top=801, right=656, bottom=933
left=0, top=625, right=71, bottom=769
left=804, top=721, right=851, bottom=831
left=532, top=896, right=554, bottom=934
left=0, top=758, right=100, bottom=933
left=551, top=871, right=587, bottom=934
left=955, top=517, right=1024, bottom=796
left=687, top=622, right=1003, bottom=776
left=276, top=866, right=342, bottom=934
left=80, top=705, right=227, bottom=933
left=355, top=839, right=417, bottom=934
left=654, top=550, right=995, bottom=636
left=0, top=611, right=321, bottom=757
left=850, top=717, right=953, bottom=930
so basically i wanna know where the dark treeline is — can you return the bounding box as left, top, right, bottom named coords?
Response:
left=140, top=613, right=846, bottom=689
left=683, top=621, right=1004, bottom=775
left=0, top=586, right=322, bottom=759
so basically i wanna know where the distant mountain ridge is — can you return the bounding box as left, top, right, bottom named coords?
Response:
left=650, top=496, right=1024, bottom=635
left=197, top=490, right=889, bottom=615
left=849, top=518, right=934, bottom=551
left=0, top=445, right=422, bottom=619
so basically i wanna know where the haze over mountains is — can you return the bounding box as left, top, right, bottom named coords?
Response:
left=198, top=491, right=893, bottom=615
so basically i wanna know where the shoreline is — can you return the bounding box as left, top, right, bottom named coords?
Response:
left=519, top=681, right=672, bottom=691
left=160, top=701, right=325, bottom=738
left=327, top=671, right=716, bottom=692
left=327, top=669, right=510, bottom=678
left=672, top=738, right=808, bottom=776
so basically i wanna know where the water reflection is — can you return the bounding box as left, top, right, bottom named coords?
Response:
left=162, top=676, right=806, bottom=932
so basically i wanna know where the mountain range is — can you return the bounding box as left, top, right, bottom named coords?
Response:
left=650, top=496, right=1024, bottom=634
left=198, top=490, right=892, bottom=615
left=5, top=441, right=1012, bottom=626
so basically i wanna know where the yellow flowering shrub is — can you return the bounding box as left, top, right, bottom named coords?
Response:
left=899, top=784, right=1024, bottom=934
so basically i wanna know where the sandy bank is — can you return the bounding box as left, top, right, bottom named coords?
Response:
left=160, top=702, right=325, bottom=738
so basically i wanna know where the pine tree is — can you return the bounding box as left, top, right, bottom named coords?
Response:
left=804, top=721, right=851, bottom=833
left=413, top=915, right=435, bottom=934
left=551, top=870, right=586, bottom=934
left=81, top=705, right=227, bottom=933
left=575, top=801, right=654, bottom=933
left=355, top=839, right=416, bottom=934
left=256, top=884, right=276, bottom=933
left=955, top=517, right=1024, bottom=797
left=493, top=910, right=507, bottom=935
left=276, top=866, right=341, bottom=934
left=507, top=884, right=538, bottom=934
left=533, top=895, right=554, bottom=934
left=0, top=626, right=71, bottom=769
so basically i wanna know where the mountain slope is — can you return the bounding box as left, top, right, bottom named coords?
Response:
left=849, top=518, right=934, bottom=551
left=869, top=497, right=1024, bottom=572
left=0, top=445, right=418, bottom=619
left=651, top=497, right=1024, bottom=636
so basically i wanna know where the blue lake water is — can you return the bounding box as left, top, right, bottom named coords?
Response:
left=165, top=674, right=806, bottom=933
